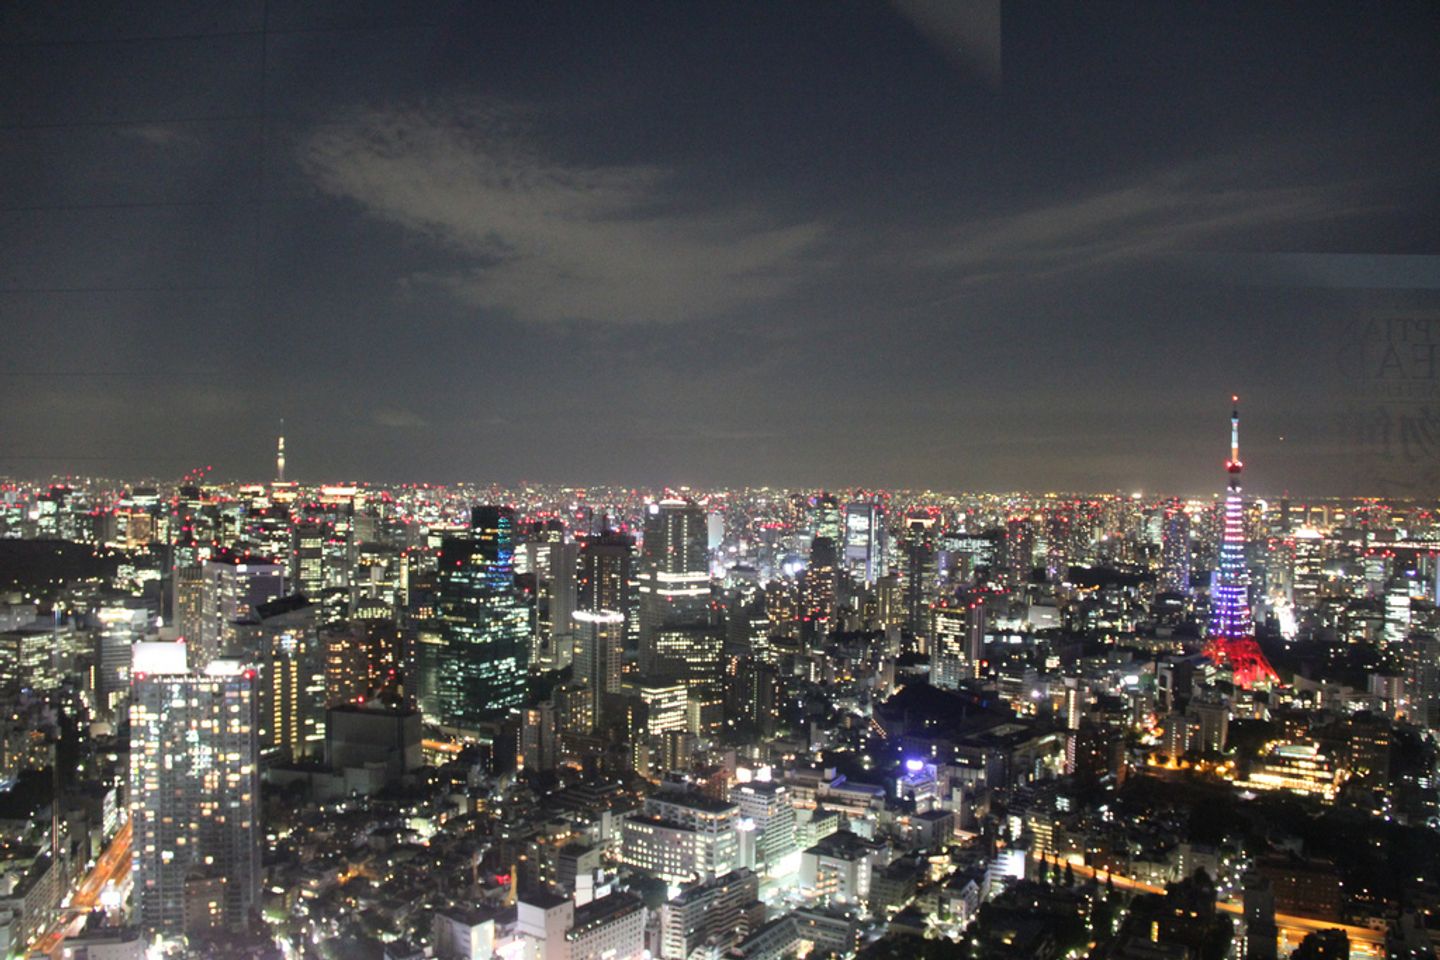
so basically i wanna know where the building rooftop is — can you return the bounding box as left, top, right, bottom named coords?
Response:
left=647, top=792, right=738, bottom=815
left=569, top=892, right=643, bottom=937
left=519, top=889, right=571, bottom=911
left=804, top=831, right=878, bottom=862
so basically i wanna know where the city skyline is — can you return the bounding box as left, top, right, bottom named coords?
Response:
left=1, top=380, right=1438, bottom=958
left=2, top=6, right=1439, bottom=957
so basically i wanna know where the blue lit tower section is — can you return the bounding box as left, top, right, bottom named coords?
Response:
left=433, top=506, right=530, bottom=727
left=1204, top=397, right=1278, bottom=688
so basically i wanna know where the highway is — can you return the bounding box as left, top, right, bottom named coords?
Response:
left=1037, top=853, right=1383, bottom=958
left=29, top=820, right=133, bottom=957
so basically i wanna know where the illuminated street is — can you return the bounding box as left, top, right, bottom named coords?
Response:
left=30, top=820, right=133, bottom=957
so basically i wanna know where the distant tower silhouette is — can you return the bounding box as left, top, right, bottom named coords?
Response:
left=1203, top=397, right=1278, bottom=688
left=276, top=420, right=286, bottom=482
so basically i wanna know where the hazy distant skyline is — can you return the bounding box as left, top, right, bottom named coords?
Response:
left=3, top=2, right=1438, bottom=494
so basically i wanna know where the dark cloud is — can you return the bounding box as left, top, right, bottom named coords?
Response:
left=0, top=1, right=1436, bottom=493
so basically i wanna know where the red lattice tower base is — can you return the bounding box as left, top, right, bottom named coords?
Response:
left=1204, top=636, right=1278, bottom=689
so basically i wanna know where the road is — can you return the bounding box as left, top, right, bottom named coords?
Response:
left=29, top=820, right=133, bottom=957
left=1037, top=852, right=1384, bottom=958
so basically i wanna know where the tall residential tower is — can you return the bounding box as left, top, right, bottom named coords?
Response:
left=130, top=642, right=260, bottom=937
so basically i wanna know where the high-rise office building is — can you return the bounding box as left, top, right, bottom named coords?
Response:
left=520, top=700, right=558, bottom=773
left=1401, top=632, right=1440, bottom=730
left=170, top=563, right=206, bottom=656
left=843, top=499, right=886, bottom=585
left=1161, top=500, right=1191, bottom=593
left=430, top=506, right=530, bottom=728
left=94, top=598, right=150, bottom=719
left=579, top=529, right=634, bottom=615
left=573, top=609, right=624, bottom=728
left=541, top=540, right=579, bottom=668
left=899, top=514, right=939, bottom=643
left=636, top=500, right=718, bottom=730
left=642, top=625, right=723, bottom=734
left=800, top=536, right=839, bottom=642
left=197, top=552, right=283, bottom=670
left=929, top=599, right=984, bottom=688
left=637, top=499, right=711, bottom=647
left=579, top=528, right=636, bottom=658
left=130, top=642, right=260, bottom=937
left=806, top=493, right=843, bottom=543
left=1382, top=577, right=1413, bottom=651
left=733, top=781, right=798, bottom=876
left=290, top=518, right=327, bottom=602
left=1003, top=517, right=1036, bottom=589
left=233, top=595, right=325, bottom=761
left=624, top=680, right=689, bottom=742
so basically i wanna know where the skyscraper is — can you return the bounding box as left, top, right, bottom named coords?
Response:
left=197, top=552, right=284, bottom=670
left=130, top=642, right=260, bottom=937
left=579, top=528, right=636, bottom=657
left=806, top=493, right=843, bottom=543
left=1203, top=398, right=1279, bottom=688
left=233, top=595, right=326, bottom=761
left=899, top=514, right=938, bottom=643
left=542, top=539, right=579, bottom=668
left=1160, top=499, right=1191, bottom=593
left=430, top=506, right=530, bottom=728
left=94, top=598, right=149, bottom=719
left=1003, top=516, right=1036, bottom=590
left=634, top=499, right=721, bottom=729
left=800, top=536, right=839, bottom=642
left=843, top=498, right=886, bottom=585
left=1400, top=632, right=1440, bottom=730
left=929, top=599, right=985, bottom=688
left=573, top=609, right=624, bottom=728
left=637, top=499, right=711, bottom=647
left=579, top=529, right=634, bottom=615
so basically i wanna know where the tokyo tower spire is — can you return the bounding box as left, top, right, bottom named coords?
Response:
left=1204, top=396, right=1279, bottom=688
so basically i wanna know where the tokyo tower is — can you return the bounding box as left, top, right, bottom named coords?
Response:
left=1203, top=396, right=1279, bottom=688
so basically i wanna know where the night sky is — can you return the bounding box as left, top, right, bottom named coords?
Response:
left=3, top=1, right=1438, bottom=495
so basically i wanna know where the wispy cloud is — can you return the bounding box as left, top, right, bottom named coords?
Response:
left=891, top=0, right=1002, bottom=88
left=373, top=408, right=429, bottom=429
left=123, top=123, right=199, bottom=149
left=928, top=158, right=1388, bottom=284
left=300, top=101, right=824, bottom=325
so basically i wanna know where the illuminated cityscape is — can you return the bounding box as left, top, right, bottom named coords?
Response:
left=1, top=4, right=1439, bottom=960
left=0, top=400, right=1436, bottom=958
